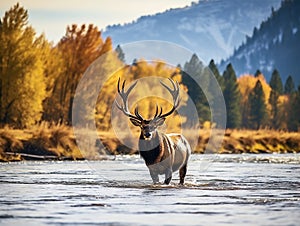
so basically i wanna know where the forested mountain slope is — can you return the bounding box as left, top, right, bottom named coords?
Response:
left=220, top=0, right=300, bottom=84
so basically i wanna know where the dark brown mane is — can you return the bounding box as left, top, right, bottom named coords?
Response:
left=139, top=131, right=161, bottom=165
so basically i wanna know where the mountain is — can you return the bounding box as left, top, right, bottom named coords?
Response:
left=220, top=0, right=300, bottom=85
left=103, top=0, right=281, bottom=64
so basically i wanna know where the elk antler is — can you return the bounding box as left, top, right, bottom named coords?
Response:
left=153, top=78, right=180, bottom=120
left=115, top=78, right=144, bottom=121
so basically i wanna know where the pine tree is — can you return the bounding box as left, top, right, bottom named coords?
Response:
left=222, top=63, right=242, bottom=129
left=284, top=75, right=295, bottom=94
left=238, top=74, right=271, bottom=128
left=269, top=69, right=283, bottom=94
left=248, top=80, right=267, bottom=129
left=115, top=45, right=125, bottom=62
left=209, top=59, right=224, bottom=90
left=0, top=4, right=48, bottom=127
left=269, top=69, right=283, bottom=129
left=182, top=54, right=210, bottom=124
left=287, top=85, right=300, bottom=131
left=254, top=69, right=262, bottom=78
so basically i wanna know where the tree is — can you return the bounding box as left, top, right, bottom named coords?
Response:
left=208, top=59, right=224, bottom=90
left=269, top=69, right=283, bottom=94
left=238, top=74, right=271, bottom=128
left=0, top=4, right=49, bottom=127
left=269, top=69, right=284, bottom=129
left=284, top=75, right=295, bottom=94
left=182, top=54, right=210, bottom=124
left=254, top=69, right=262, bottom=78
left=41, top=47, right=65, bottom=122
left=287, top=85, right=300, bottom=131
left=51, top=24, right=113, bottom=124
left=80, top=50, right=123, bottom=129
left=222, top=64, right=242, bottom=129
left=248, top=80, right=267, bottom=129
left=115, top=45, right=125, bottom=62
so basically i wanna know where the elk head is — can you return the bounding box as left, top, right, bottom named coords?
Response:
left=115, top=78, right=180, bottom=140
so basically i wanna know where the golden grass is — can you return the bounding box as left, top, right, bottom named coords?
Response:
left=0, top=125, right=299, bottom=162
left=217, top=129, right=300, bottom=154
left=0, top=125, right=23, bottom=161
left=75, top=128, right=300, bottom=154
left=0, top=123, right=84, bottom=161
left=24, top=123, right=83, bottom=159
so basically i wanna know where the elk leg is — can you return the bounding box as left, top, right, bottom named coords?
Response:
left=164, top=168, right=172, bottom=185
left=149, top=169, right=159, bottom=184
left=179, top=164, right=187, bottom=185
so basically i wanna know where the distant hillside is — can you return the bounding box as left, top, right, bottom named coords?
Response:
left=103, top=0, right=281, bottom=64
left=220, top=0, right=300, bottom=85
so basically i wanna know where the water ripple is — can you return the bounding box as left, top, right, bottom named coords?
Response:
left=0, top=154, right=299, bottom=226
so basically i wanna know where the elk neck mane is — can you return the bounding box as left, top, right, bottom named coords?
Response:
left=138, top=131, right=167, bottom=166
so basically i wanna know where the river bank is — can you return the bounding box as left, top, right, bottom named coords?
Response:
left=1, top=124, right=300, bottom=162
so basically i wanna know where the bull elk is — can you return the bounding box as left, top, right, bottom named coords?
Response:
left=116, top=78, right=191, bottom=185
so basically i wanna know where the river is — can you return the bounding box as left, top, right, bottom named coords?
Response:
left=1, top=154, right=300, bottom=226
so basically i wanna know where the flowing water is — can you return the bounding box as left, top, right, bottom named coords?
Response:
left=0, top=154, right=300, bottom=226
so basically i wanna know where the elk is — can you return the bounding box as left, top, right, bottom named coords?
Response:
left=116, top=78, right=191, bottom=185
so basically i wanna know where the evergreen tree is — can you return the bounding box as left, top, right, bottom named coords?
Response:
left=287, top=85, right=300, bottom=131
left=269, top=69, right=283, bottom=128
left=209, top=59, right=224, bottom=90
left=238, top=74, right=271, bottom=129
left=248, top=80, right=267, bottom=129
left=254, top=69, right=262, bottom=78
left=115, top=45, right=125, bottom=62
left=0, top=4, right=49, bottom=127
left=284, top=75, right=295, bottom=94
left=269, top=69, right=283, bottom=94
left=222, top=63, right=242, bottom=129
left=182, top=54, right=210, bottom=124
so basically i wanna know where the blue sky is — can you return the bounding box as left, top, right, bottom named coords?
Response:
left=0, top=0, right=194, bottom=43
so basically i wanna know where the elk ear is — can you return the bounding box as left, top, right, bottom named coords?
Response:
left=155, top=118, right=165, bottom=127
left=130, top=118, right=141, bottom=127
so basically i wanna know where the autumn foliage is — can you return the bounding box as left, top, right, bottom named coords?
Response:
left=1, top=4, right=300, bottom=162
left=0, top=3, right=299, bottom=133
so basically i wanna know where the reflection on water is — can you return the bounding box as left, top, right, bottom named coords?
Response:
left=0, top=154, right=300, bottom=225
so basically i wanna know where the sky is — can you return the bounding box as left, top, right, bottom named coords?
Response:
left=0, top=0, right=194, bottom=43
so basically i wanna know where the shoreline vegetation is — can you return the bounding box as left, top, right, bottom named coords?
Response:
left=1, top=124, right=299, bottom=162
left=1, top=4, right=300, bottom=164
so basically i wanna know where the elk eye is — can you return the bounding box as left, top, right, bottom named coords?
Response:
left=149, top=124, right=155, bottom=130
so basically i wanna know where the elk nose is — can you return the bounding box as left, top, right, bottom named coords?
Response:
left=144, top=132, right=152, bottom=139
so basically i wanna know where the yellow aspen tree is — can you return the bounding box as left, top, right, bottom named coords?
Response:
left=0, top=4, right=48, bottom=127
left=54, top=24, right=113, bottom=124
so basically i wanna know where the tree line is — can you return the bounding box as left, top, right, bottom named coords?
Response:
left=182, top=54, right=300, bottom=131
left=0, top=4, right=113, bottom=128
left=0, top=4, right=187, bottom=131
left=0, top=4, right=299, bottom=131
